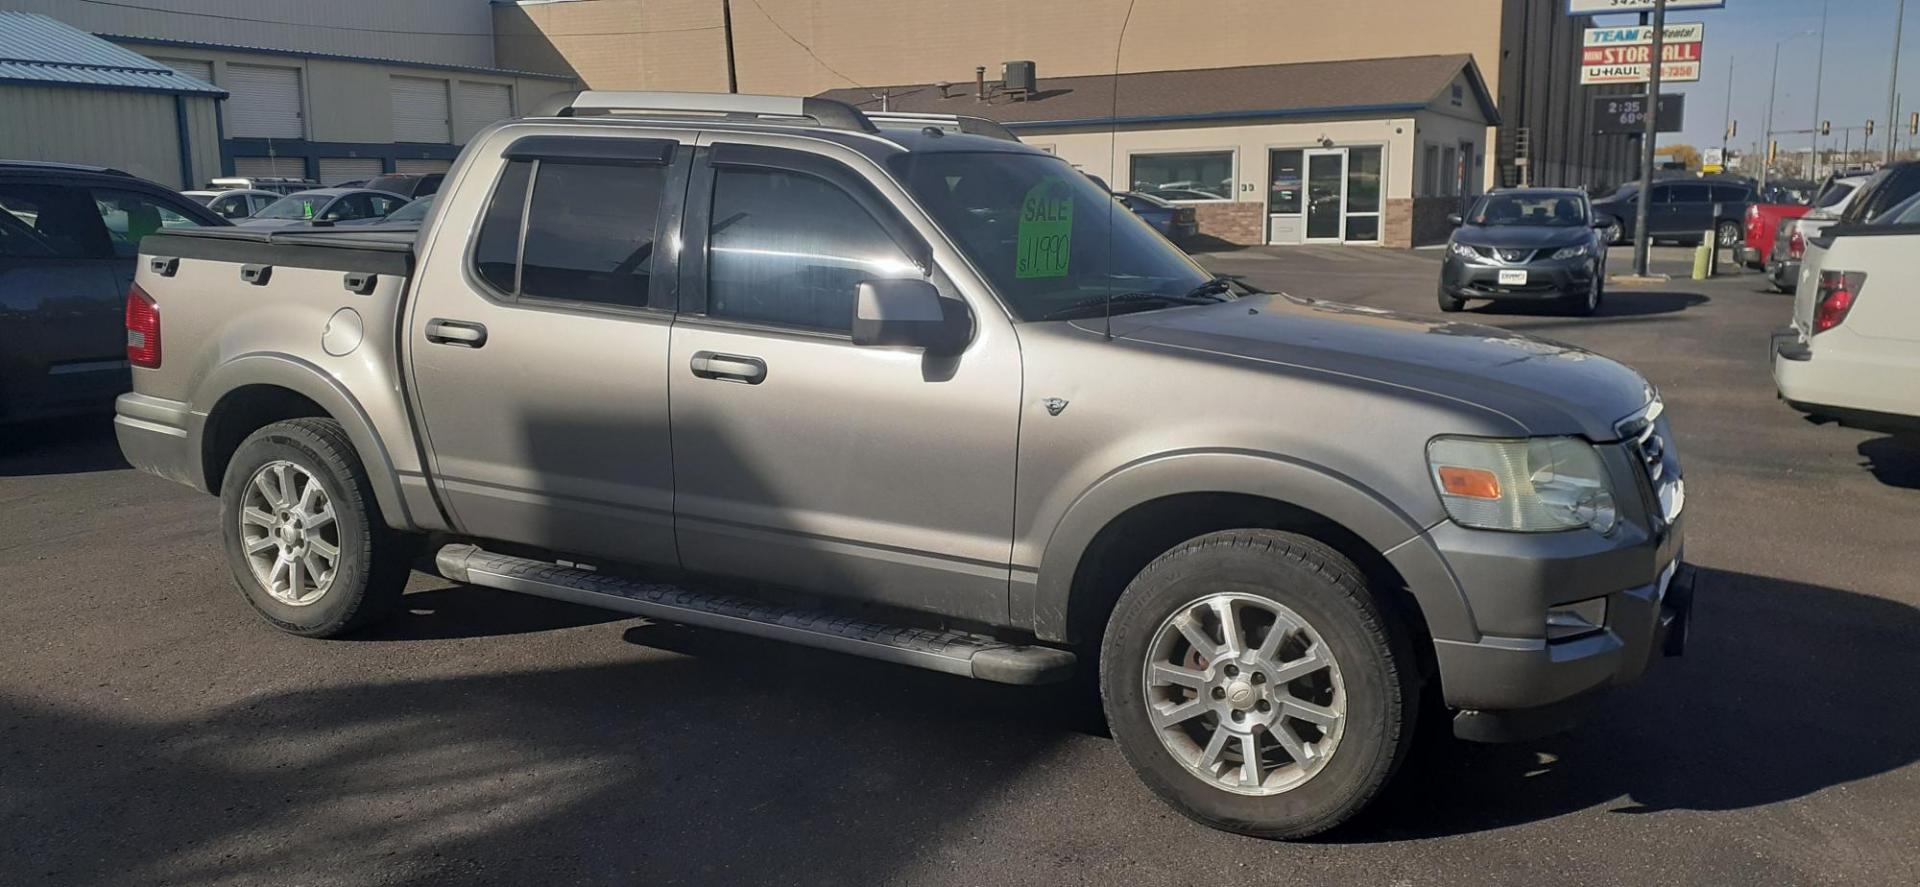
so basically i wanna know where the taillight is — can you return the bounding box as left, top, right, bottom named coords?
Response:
left=126, top=282, right=160, bottom=368
left=1788, top=229, right=1805, bottom=259
left=1813, top=270, right=1867, bottom=334
left=1177, top=208, right=1196, bottom=224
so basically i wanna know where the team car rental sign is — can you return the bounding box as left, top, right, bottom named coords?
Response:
left=1581, top=22, right=1704, bottom=85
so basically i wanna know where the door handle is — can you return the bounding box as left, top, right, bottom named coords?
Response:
left=689, top=351, right=766, bottom=384
left=424, top=318, right=488, bottom=348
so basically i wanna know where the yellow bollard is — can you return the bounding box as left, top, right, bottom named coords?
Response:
left=1692, top=232, right=1713, bottom=280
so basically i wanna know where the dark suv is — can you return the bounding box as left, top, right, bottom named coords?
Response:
left=1591, top=177, right=1753, bottom=248
left=0, top=161, right=224, bottom=425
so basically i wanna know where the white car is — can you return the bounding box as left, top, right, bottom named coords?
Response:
left=1771, top=189, right=1920, bottom=434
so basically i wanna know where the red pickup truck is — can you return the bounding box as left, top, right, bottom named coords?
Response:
left=1738, top=201, right=1811, bottom=269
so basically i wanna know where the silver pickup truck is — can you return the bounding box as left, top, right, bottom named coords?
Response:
left=115, top=91, right=1691, bottom=839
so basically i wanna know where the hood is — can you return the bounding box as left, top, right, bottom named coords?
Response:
left=1453, top=224, right=1591, bottom=249
left=1106, top=294, right=1653, bottom=440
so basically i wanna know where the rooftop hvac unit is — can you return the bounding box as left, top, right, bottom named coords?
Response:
left=1003, top=60, right=1036, bottom=99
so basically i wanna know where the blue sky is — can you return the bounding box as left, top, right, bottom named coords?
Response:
left=1585, top=0, right=1913, bottom=157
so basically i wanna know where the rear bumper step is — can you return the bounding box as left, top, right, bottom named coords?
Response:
left=434, top=544, right=1075, bottom=685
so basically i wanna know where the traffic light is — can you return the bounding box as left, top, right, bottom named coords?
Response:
left=1866, top=119, right=1876, bottom=138
left=1820, top=120, right=1831, bottom=136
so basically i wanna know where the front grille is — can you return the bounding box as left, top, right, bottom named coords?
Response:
left=1621, top=398, right=1684, bottom=525
left=1495, top=248, right=1535, bottom=263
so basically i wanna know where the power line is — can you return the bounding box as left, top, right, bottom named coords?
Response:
left=741, top=0, right=862, bottom=88
left=73, top=0, right=723, bottom=40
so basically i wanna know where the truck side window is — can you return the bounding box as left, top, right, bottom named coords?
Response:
left=706, top=166, right=914, bottom=333
left=472, top=160, right=532, bottom=295
left=519, top=161, right=666, bottom=308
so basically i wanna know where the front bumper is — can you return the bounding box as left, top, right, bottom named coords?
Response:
left=113, top=392, right=206, bottom=492
left=1441, top=252, right=1595, bottom=300
left=1428, top=503, right=1689, bottom=742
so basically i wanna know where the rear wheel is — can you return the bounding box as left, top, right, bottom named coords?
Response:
left=1600, top=217, right=1625, bottom=245
left=219, top=418, right=414, bottom=637
left=1716, top=220, right=1743, bottom=249
left=1100, top=530, right=1418, bottom=839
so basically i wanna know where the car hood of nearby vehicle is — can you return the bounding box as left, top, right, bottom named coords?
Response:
left=1104, top=293, right=1652, bottom=440
left=1452, top=224, right=1591, bottom=249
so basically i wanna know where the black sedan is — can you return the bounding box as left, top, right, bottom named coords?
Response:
left=1116, top=191, right=1198, bottom=244
left=1438, top=188, right=1609, bottom=316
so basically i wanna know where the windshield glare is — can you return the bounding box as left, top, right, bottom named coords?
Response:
left=256, top=194, right=329, bottom=220
left=891, top=150, right=1213, bottom=321
left=1467, top=193, right=1588, bottom=227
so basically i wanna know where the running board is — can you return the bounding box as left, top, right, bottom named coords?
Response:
left=434, top=544, right=1075, bottom=685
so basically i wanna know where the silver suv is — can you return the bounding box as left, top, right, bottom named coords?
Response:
left=115, top=92, right=1692, bottom=839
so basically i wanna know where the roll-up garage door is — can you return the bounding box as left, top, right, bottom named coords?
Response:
left=318, top=157, right=383, bottom=186
left=456, top=82, right=513, bottom=142
left=225, top=64, right=303, bottom=139
left=391, top=76, right=451, bottom=144
left=394, top=158, right=452, bottom=174
left=155, top=57, right=213, bottom=87
left=232, top=156, right=307, bottom=178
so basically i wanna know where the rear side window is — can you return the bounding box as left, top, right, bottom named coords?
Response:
left=1666, top=184, right=1710, bottom=203
left=1709, top=185, right=1749, bottom=204
left=91, top=189, right=205, bottom=256
left=705, top=166, right=916, bottom=333
left=0, top=184, right=106, bottom=257
left=468, top=158, right=667, bottom=310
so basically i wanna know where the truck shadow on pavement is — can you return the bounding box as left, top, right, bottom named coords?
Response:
left=1344, top=565, right=1920, bottom=840
left=1856, top=436, right=1920, bottom=490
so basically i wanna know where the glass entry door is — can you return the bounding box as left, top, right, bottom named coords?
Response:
left=1304, top=149, right=1346, bottom=242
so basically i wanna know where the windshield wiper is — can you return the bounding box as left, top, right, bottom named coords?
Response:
left=1038, top=277, right=1234, bottom=322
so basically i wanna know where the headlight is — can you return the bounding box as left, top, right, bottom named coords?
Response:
left=1427, top=436, right=1618, bottom=534
left=1550, top=243, right=1591, bottom=260
left=1448, top=241, right=1480, bottom=261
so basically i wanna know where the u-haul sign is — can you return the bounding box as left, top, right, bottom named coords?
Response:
left=1581, top=22, right=1704, bottom=85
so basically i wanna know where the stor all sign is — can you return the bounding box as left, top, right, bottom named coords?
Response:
left=1581, top=22, right=1705, bottom=85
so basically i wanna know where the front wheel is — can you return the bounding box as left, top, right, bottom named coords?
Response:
left=1100, top=530, right=1418, bottom=839
left=220, top=418, right=415, bottom=637
left=1437, top=287, right=1467, bottom=313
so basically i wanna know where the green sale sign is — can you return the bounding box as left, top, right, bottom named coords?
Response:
left=1016, top=178, right=1073, bottom=279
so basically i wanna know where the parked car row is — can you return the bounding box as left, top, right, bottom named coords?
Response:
left=1768, top=164, right=1920, bottom=293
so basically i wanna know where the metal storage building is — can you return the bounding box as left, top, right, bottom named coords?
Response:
left=0, top=12, right=224, bottom=189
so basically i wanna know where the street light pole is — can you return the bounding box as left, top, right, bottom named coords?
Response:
left=1633, top=0, right=1667, bottom=277
left=1810, top=0, right=1829, bottom=179
left=1761, top=30, right=1815, bottom=192
left=1720, top=49, right=1735, bottom=163
left=1890, top=0, right=1908, bottom=163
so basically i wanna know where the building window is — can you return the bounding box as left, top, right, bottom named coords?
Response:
left=1422, top=144, right=1439, bottom=198
left=1129, top=151, right=1234, bottom=200
left=1267, top=149, right=1303, bottom=214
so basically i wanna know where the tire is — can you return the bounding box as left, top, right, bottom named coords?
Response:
left=1437, top=287, right=1467, bottom=313
left=1567, top=264, right=1604, bottom=316
left=219, top=418, right=415, bottom=638
left=1716, top=221, right=1742, bottom=249
left=1099, top=530, right=1418, bottom=840
left=1600, top=217, right=1625, bottom=245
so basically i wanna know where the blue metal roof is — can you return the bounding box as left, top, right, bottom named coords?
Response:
left=0, top=12, right=225, bottom=97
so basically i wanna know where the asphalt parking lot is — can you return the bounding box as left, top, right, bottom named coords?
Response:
left=4, top=245, right=1918, bottom=886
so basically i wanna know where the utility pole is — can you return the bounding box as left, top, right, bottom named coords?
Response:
left=1633, top=0, right=1667, bottom=277
left=1720, top=50, right=1736, bottom=162
left=1810, top=0, right=1829, bottom=179
left=1890, top=0, right=1908, bottom=163
left=1762, top=30, right=1815, bottom=191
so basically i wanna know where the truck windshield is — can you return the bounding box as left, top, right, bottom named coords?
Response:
left=890, top=151, right=1214, bottom=321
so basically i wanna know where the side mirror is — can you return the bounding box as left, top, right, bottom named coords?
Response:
left=1446, top=213, right=1463, bottom=227
left=852, top=278, right=969, bottom=353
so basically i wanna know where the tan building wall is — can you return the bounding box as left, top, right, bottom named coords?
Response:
left=0, top=83, right=220, bottom=189
left=493, top=0, right=1623, bottom=190
left=0, top=0, right=497, bottom=69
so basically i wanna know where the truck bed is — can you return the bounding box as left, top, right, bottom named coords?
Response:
left=140, top=226, right=417, bottom=276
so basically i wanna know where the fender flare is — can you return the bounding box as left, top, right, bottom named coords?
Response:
left=193, top=352, right=413, bottom=529
left=1029, top=450, right=1476, bottom=643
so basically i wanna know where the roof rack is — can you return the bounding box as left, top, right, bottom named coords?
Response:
left=530, top=91, right=878, bottom=133
left=864, top=112, right=1020, bottom=143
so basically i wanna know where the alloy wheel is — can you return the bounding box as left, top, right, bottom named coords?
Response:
left=238, top=460, right=341, bottom=606
left=1141, top=592, right=1347, bottom=796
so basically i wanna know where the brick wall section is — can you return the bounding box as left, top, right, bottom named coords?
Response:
left=1384, top=199, right=1413, bottom=248
left=1192, top=201, right=1266, bottom=246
